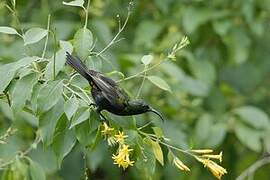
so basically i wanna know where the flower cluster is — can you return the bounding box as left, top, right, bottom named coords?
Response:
left=112, top=144, right=134, bottom=169
left=101, top=122, right=134, bottom=169
left=192, top=149, right=227, bottom=179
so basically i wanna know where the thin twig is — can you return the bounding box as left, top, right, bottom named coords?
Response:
left=117, top=59, right=165, bottom=83
left=69, top=83, right=93, bottom=104
left=236, top=156, right=270, bottom=180
left=63, top=84, right=90, bottom=105
left=96, top=10, right=131, bottom=57
left=136, top=67, right=147, bottom=98
left=41, top=14, right=51, bottom=58
left=84, top=0, right=91, bottom=29
left=53, top=28, right=57, bottom=80
left=0, top=134, right=41, bottom=170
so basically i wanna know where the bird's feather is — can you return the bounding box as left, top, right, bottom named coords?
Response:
left=66, top=52, right=129, bottom=108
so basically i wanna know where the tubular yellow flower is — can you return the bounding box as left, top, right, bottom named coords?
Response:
left=112, top=144, right=134, bottom=169
left=196, top=158, right=227, bottom=179
left=202, top=151, right=223, bottom=163
left=173, top=157, right=190, bottom=171
left=101, top=122, right=114, bottom=136
left=190, top=149, right=214, bottom=154
left=115, top=131, right=128, bottom=143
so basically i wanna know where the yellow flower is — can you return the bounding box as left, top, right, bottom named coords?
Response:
left=112, top=144, right=134, bottom=169
left=114, top=131, right=128, bottom=143
left=191, top=149, right=214, bottom=154
left=101, top=122, right=114, bottom=136
left=202, top=151, right=223, bottom=163
left=196, top=158, right=227, bottom=179
left=173, top=157, right=190, bottom=172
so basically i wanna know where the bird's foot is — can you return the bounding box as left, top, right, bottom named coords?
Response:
left=89, top=103, right=97, bottom=108
left=99, top=113, right=108, bottom=122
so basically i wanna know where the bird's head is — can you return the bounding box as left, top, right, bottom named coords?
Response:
left=128, top=99, right=164, bottom=122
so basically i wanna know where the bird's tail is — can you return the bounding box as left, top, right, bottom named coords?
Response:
left=66, top=52, right=92, bottom=82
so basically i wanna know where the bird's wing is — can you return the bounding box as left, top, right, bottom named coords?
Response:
left=91, top=73, right=129, bottom=108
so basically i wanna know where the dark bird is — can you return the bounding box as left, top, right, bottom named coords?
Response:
left=66, top=52, right=164, bottom=122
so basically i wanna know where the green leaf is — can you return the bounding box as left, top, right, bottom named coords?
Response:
left=150, top=139, right=164, bottom=166
left=195, top=114, right=211, bottom=144
left=87, top=142, right=104, bottom=171
left=135, top=21, right=163, bottom=49
left=64, top=97, right=79, bottom=120
left=75, top=111, right=99, bottom=146
left=75, top=119, right=97, bottom=146
left=235, top=122, right=262, bottom=152
left=141, top=55, right=153, bottom=66
left=223, top=28, right=251, bottom=64
left=152, top=127, right=163, bottom=139
left=0, top=26, right=18, bottom=35
left=181, top=76, right=209, bottom=97
left=59, top=40, right=73, bottom=53
left=183, top=7, right=228, bottom=34
left=29, top=160, right=46, bottom=180
left=37, top=80, right=63, bottom=112
left=16, top=110, right=39, bottom=127
left=31, top=83, right=44, bottom=113
left=11, top=73, right=38, bottom=111
left=0, top=56, right=39, bottom=93
left=147, top=76, right=171, bottom=92
left=212, top=20, right=231, bottom=36
left=234, top=106, right=270, bottom=129
left=0, top=64, right=16, bottom=94
left=63, top=0, right=84, bottom=7
left=74, top=28, right=93, bottom=60
left=136, top=138, right=156, bottom=177
left=69, top=107, right=90, bottom=129
left=206, top=123, right=227, bottom=147
left=44, top=49, right=66, bottom=80
left=39, top=98, right=64, bottom=146
left=52, top=115, right=77, bottom=167
left=188, top=58, right=216, bottom=85
left=23, top=28, right=48, bottom=45
left=0, top=99, right=14, bottom=121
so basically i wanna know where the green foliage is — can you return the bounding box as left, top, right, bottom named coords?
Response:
left=0, top=0, right=270, bottom=179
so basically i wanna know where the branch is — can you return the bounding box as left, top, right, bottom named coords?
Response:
left=95, top=4, right=132, bottom=57
left=236, top=156, right=270, bottom=180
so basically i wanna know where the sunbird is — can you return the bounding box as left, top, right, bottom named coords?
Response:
left=66, top=52, right=164, bottom=122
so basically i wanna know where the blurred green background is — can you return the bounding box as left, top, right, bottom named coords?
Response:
left=0, top=0, right=270, bottom=179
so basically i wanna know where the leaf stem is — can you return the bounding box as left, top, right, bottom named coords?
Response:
left=42, top=14, right=51, bottom=58
left=84, top=0, right=91, bottom=29
left=136, top=66, right=147, bottom=98
left=118, top=59, right=166, bottom=83
left=53, top=28, right=57, bottom=80
left=96, top=8, right=131, bottom=57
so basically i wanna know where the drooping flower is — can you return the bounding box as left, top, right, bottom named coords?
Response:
left=196, top=157, right=227, bottom=179
left=114, top=131, right=128, bottom=144
left=101, top=122, right=114, bottom=136
left=112, top=144, right=134, bottom=169
left=173, top=157, right=190, bottom=171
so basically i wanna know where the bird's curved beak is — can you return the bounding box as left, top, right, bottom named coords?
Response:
left=149, top=108, right=164, bottom=122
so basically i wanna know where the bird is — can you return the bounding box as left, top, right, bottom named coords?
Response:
left=65, top=52, right=164, bottom=122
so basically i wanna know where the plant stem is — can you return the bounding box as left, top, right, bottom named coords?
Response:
left=53, top=28, right=57, bottom=80
left=118, top=59, right=166, bottom=83
left=96, top=10, right=130, bottom=57
left=63, top=84, right=90, bottom=105
left=84, top=0, right=91, bottom=29
left=42, top=14, right=51, bottom=58
left=136, top=66, right=147, bottom=98
left=236, top=156, right=270, bottom=180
